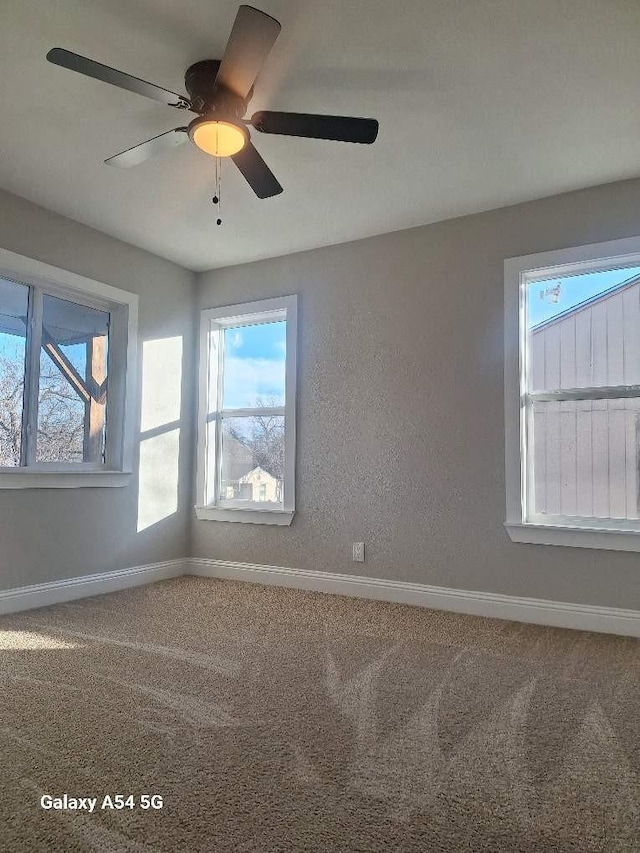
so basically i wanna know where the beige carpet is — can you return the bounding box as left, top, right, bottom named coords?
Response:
left=1, top=577, right=640, bottom=852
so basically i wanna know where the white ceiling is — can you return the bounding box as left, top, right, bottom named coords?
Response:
left=2, top=0, right=640, bottom=271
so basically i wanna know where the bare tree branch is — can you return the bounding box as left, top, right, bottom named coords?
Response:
left=0, top=352, right=94, bottom=465
left=228, top=397, right=285, bottom=481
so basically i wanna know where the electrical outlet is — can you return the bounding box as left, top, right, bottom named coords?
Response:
left=352, top=542, right=365, bottom=562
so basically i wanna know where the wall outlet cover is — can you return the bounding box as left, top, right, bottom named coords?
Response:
left=352, top=542, right=365, bottom=562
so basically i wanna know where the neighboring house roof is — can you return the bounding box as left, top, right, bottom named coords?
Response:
left=238, top=466, right=278, bottom=485
left=222, top=433, right=282, bottom=483
left=531, top=272, right=640, bottom=333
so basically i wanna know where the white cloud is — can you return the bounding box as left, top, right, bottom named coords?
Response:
left=230, top=331, right=243, bottom=349
left=223, top=357, right=285, bottom=408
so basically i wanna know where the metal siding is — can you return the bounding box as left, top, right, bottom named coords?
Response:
left=530, top=282, right=640, bottom=519
left=622, top=286, right=640, bottom=385
left=576, top=400, right=593, bottom=517
left=606, top=294, right=624, bottom=386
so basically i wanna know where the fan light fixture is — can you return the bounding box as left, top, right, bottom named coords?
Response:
left=189, top=118, right=247, bottom=157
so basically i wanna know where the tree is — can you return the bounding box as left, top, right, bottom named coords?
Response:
left=0, top=351, right=86, bottom=465
left=36, top=358, right=86, bottom=462
left=0, top=354, right=24, bottom=466
left=228, top=399, right=285, bottom=481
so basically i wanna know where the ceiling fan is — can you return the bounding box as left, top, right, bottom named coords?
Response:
left=46, top=5, right=379, bottom=199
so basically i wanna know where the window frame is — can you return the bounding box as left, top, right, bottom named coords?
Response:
left=195, top=295, right=297, bottom=525
left=0, top=248, right=138, bottom=489
left=504, top=235, right=640, bottom=551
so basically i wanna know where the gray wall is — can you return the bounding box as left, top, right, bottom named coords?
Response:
left=194, top=176, right=640, bottom=611
left=0, top=189, right=196, bottom=590
left=5, top=176, right=640, bottom=610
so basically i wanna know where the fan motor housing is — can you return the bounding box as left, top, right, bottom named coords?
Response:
left=185, top=60, right=252, bottom=117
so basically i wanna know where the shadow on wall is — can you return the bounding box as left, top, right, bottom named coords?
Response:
left=136, top=337, right=183, bottom=533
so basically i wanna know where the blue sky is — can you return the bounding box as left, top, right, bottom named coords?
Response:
left=528, top=266, right=640, bottom=328
left=0, top=332, right=86, bottom=375
left=0, top=334, right=25, bottom=361
left=222, top=320, right=286, bottom=409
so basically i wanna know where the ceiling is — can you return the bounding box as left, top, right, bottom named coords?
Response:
left=2, top=0, right=640, bottom=271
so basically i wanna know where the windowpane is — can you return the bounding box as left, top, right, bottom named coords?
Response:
left=219, top=415, right=284, bottom=505
left=528, top=266, right=640, bottom=391
left=221, top=321, right=286, bottom=409
left=531, top=398, right=640, bottom=520
left=0, top=278, right=28, bottom=467
left=37, top=295, right=109, bottom=464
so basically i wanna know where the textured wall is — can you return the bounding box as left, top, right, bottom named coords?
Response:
left=194, top=176, right=640, bottom=610
left=0, top=190, right=196, bottom=590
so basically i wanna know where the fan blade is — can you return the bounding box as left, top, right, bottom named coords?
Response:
left=46, top=48, right=190, bottom=109
left=215, top=6, right=281, bottom=99
left=105, top=128, right=188, bottom=168
left=231, top=142, right=282, bottom=198
left=251, top=111, right=379, bottom=144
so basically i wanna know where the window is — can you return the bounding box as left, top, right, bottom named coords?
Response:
left=196, top=295, right=297, bottom=525
left=0, top=249, right=137, bottom=488
left=505, top=235, right=640, bottom=550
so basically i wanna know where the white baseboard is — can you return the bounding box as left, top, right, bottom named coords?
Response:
left=187, top=558, right=640, bottom=638
left=0, top=559, right=186, bottom=616
left=3, top=556, right=640, bottom=638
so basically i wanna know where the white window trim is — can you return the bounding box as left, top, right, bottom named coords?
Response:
left=0, top=248, right=138, bottom=489
left=195, top=295, right=297, bottom=525
left=504, top=234, right=640, bottom=550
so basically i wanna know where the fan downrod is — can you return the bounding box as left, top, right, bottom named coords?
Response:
left=184, top=60, right=251, bottom=117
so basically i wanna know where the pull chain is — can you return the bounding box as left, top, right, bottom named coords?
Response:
left=212, top=156, right=222, bottom=226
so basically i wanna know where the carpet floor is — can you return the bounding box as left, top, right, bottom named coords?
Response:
left=1, top=577, right=639, bottom=852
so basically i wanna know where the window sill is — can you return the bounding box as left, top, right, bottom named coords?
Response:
left=194, top=506, right=294, bottom=526
left=505, top=522, right=640, bottom=552
left=0, top=471, right=131, bottom=489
